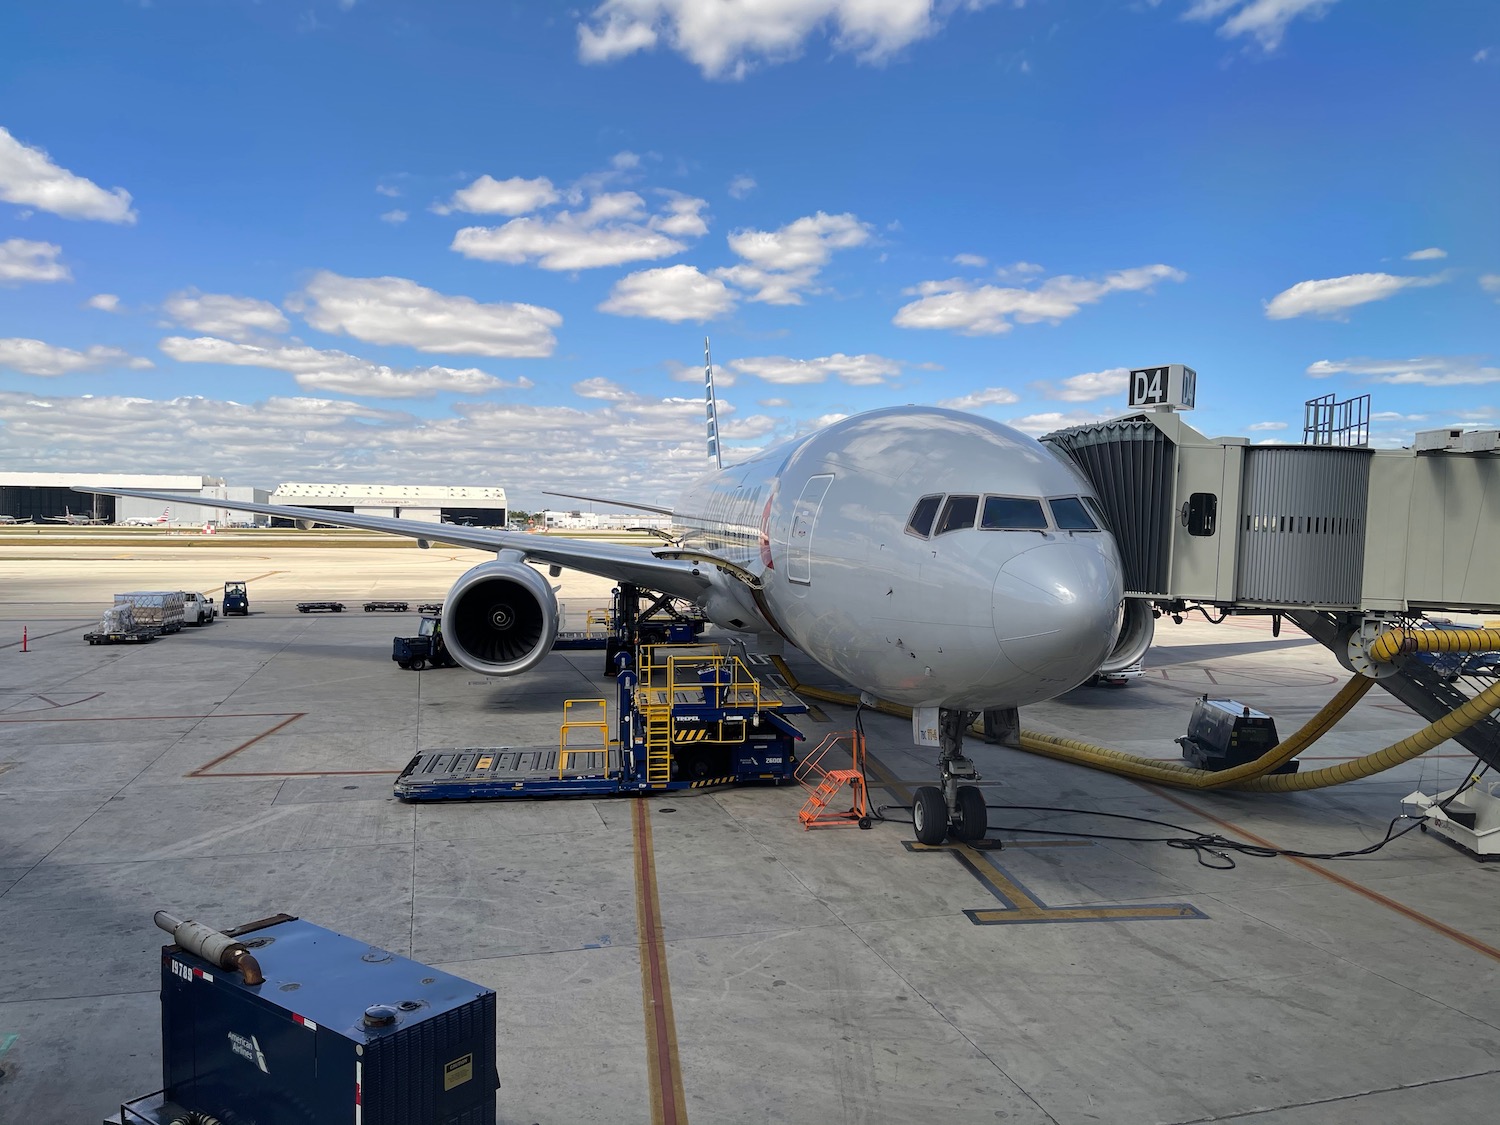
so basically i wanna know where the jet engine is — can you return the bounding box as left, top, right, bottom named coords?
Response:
left=1098, top=597, right=1155, bottom=674
left=440, top=559, right=559, bottom=676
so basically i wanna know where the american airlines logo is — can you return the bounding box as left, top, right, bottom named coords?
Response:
left=227, top=1031, right=269, bottom=1073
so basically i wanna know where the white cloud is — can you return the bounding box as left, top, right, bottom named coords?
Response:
left=938, top=387, right=1021, bottom=410
left=1034, top=366, right=1130, bottom=402
left=952, top=253, right=987, bottom=268
left=86, top=293, right=121, bottom=312
left=1308, top=356, right=1500, bottom=386
left=715, top=211, right=872, bottom=304
left=434, top=174, right=559, bottom=216
left=654, top=194, right=710, bottom=237
left=759, top=397, right=790, bottom=407
left=1481, top=274, right=1500, bottom=300
left=163, top=290, right=290, bottom=341
left=726, top=353, right=905, bottom=386
left=1183, top=0, right=1337, bottom=52
left=997, top=261, right=1044, bottom=279
left=1247, top=420, right=1289, bottom=431
left=451, top=190, right=705, bottom=270
left=599, top=264, right=736, bottom=322
left=1474, top=47, right=1490, bottom=63
left=159, top=336, right=529, bottom=398
left=1005, top=408, right=1116, bottom=436
left=0, top=338, right=153, bottom=376
left=380, top=209, right=408, bottom=224
left=0, top=127, right=136, bottom=223
left=895, top=265, right=1185, bottom=335
left=1264, top=271, right=1446, bottom=319
left=1405, top=247, right=1446, bottom=261
left=0, top=238, right=70, bottom=283
left=375, top=183, right=402, bottom=197
left=288, top=271, right=560, bottom=358
left=728, top=174, right=757, bottom=199
left=577, top=0, right=991, bottom=79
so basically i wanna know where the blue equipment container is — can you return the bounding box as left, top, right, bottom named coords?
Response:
left=123, top=914, right=497, bottom=1125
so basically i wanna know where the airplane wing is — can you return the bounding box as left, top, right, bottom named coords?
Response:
left=540, top=489, right=674, bottom=516
left=76, top=486, right=714, bottom=600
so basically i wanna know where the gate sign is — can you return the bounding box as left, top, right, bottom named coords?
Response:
left=1128, top=364, right=1197, bottom=411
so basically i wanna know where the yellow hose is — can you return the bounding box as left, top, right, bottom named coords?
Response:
left=1368, top=626, right=1500, bottom=663
left=770, top=655, right=1494, bottom=793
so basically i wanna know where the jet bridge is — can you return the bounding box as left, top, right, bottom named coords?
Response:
left=1043, top=408, right=1500, bottom=772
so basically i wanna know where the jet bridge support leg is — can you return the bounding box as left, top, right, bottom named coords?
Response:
left=912, top=708, right=988, bottom=845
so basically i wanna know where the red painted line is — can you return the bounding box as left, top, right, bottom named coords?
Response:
left=633, top=800, right=687, bottom=1125
left=1148, top=786, right=1500, bottom=964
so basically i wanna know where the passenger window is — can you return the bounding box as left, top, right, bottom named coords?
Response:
left=980, top=496, right=1048, bottom=530
left=905, top=495, right=942, bottom=538
left=936, top=495, right=979, bottom=534
left=1048, top=497, right=1098, bottom=531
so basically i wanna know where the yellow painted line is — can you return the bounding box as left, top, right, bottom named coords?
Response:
left=632, top=801, right=688, bottom=1125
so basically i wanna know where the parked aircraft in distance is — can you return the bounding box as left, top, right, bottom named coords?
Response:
left=124, top=508, right=173, bottom=526
left=82, top=343, right=1142, bottom=844
left=0, top=514, right=31, bottom=524
left=45, top=506, right=109, bottom=525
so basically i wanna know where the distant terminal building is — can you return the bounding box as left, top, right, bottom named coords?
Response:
left=270, top=483, right=507, bottom=527
left=0, top=472, right=268, bottom=525
left=540, top=508, right=672, bottom=531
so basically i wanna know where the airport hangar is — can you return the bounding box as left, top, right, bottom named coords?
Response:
left=0, top=473, right=507, bottom=527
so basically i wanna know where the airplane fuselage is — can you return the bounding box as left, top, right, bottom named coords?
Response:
left=671, top=407, right=1123, bottom=710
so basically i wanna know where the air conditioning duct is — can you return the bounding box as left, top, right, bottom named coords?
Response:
left=1099, top=597, right=1155, bottom=673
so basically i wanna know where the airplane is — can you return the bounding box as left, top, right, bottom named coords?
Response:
left=45, top=506, right=109, bottom=525
left=123, top=507, right=173, bottom=526
left=80, top=342, right=1142, bottom=844
left=0, top=514, right=31, bottom=524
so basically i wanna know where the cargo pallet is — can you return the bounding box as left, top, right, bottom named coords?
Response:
left=296, top=602, right=345, bottom=613
left=395, top=644, right=806, bottom=800
left=85, top=629, right=156, bottom=645
left=362, top=600, right=409, bottom=612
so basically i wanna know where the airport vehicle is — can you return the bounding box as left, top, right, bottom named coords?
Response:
left=85, top=605, right=156, bottom=645
left=124, top=507, right=173, bottom=526
left=363, top=600, right=410, bottom=612
left=81, top=343, right=1129, bottom=842
left=45, top=505, right=108, bottom=524
left=222, top=581, right=249, bottom=615
left=112, top=910, right=498, bottom=1125
left=0, top=514, right=30, bottom=524
left=418, top=601, right=443, bottom=614
left=393, top=615, right=458, bottom=670
left=297, top=601, right=345, bottom=613
left=396, top=646, right=803, bottom=799
left=114, top=591, right=185, bottom=635
left=182, top=590, right=216, bottom=626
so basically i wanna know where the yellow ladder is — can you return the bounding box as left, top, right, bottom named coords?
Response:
left=641, top=699, right=673, bottom=788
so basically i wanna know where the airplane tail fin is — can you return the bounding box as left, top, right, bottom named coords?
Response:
left=704, top=337, right=722, bottom=470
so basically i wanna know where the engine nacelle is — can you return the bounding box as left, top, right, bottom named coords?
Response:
left=441, top=560, right=559, bottom=676
left=1099, top=597, right=1155, bottom=673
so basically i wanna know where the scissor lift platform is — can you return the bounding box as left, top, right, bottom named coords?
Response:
left=394, top=645, right=806, bottom=801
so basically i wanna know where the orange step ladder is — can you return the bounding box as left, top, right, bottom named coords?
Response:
left=794, top=730, right=870, bottom=829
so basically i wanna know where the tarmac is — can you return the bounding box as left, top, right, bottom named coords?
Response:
left=2, top=536, right=1499, bottom=1125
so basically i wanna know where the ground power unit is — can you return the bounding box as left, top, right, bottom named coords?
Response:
left=113, top=913, right=497, bottom=1125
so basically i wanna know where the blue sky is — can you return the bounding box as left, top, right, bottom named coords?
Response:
left=1, top=0, right=1496, bottom=509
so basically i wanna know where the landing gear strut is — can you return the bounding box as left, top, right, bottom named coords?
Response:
left=912, top=708, right=987, bottom=845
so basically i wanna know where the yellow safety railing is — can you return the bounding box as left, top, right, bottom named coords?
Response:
left=559, top=698, right=610, bottom=776
left=584, top=608, right=613, bottom=637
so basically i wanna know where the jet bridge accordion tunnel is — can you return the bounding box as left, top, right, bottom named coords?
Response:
left=993, top=411, right=1500, bottom=788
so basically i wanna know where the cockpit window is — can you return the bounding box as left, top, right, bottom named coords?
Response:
left=981, top=496, right=1048, bottom=530
left=936, top=494, right=979, bottom=534
left=905, top=495, right=942, bottom=538
left=1081, top=495, right=1109, bottom=529
left=1048, top=496, right=1099, bottom=531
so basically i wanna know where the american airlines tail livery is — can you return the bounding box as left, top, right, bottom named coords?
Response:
left=81, top=346, right=1133, bottom=844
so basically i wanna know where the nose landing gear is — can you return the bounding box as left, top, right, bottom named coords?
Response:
left=912, top=708, right=988, bottom=844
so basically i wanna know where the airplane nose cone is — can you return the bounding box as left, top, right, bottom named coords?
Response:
left=993, top=540, right=1122, bottom=682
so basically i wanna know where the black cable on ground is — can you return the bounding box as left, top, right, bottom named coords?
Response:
left=871, top=767, right=1491, bottom=869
